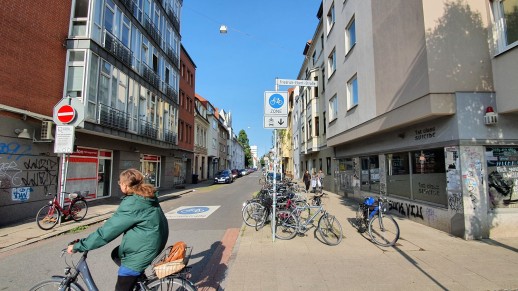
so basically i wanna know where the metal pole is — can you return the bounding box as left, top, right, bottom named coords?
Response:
left=58, top=153, right=68, bottom=225
left=272, top=128, right=277, bottom=242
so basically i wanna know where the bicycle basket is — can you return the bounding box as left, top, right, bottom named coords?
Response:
left=152, top=243, right=192, bottom=279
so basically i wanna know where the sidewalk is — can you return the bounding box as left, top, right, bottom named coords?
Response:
left=222, top=189, right=518, bottom=291
left=0, top=180, right=213, bottom=254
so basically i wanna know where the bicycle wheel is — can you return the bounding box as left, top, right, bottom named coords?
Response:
left=146, top=277, right=196, bottom=291
left=255, top=207, right=269, bottom=231
left=274, top=210, right=298, bottom=240
left=292, top=200, right=311, bottom=221
left=368, top=214, right=400, bottom=247
left=30, top=278, right=82, bottom=291
left=242, top=201, right=265, bottom=227
left=355, top=204, right=368, bottom=233
left=70, top=199, right=88, bottom=221
left=36, top=205, right=60, bottom=230
left=317, top=213, right=343, bottom=246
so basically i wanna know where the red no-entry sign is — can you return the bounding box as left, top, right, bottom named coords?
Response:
left=56, top=105, right=76, bottom=124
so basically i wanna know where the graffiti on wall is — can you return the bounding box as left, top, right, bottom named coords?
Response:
left=461, top=147, right=483, bottom=210
left=1, top=141, right=59, bottom=202
left=389, top=201, right=424, bottom=220
left=448, top=192, right=463, bottom=212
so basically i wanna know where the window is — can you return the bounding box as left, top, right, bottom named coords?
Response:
left=361, top=156, right=379, bottom=192
left=329, top=95, right=338, bottom=121
left=66, top=51, right=85, bottom=98
left=323, top=111, right=327, bottom=135
left=347, top=75, right=358, bottom=109
left=327, top=49, right=336, bottom=77
left=345, top=17, right=356, bottom=54
left=326, top=157, right=331, bottom=175
left=313, top=76, right=318, bottom=98
left=492, top=0, right=518, bottom=52
left=326, top=3, right=335, bottom=34
left=315, top=116, right=320, bottom=136
left=307, top=118, right=312, bottom=139
left=71, top=0, right=89, bottom=37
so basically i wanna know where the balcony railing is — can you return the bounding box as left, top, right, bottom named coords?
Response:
left=164, top=83, right=179, bottom=104
left=103, top=30, right=132, bottom=68
left=143, top=14, right=162, bottom=45
left=142, top=63, right=160, bottom=89
left=166, top=46, right=179, bottom=70
left=139, top=119, right=158, bottom=139
left=119, top=0, right=135, bottom=15
left=98, top=104, right=130, bottom=131
left=164, top=129, right=177, bottom=145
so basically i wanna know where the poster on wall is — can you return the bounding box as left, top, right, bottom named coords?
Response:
left=486, top=147, right=518, bottom=208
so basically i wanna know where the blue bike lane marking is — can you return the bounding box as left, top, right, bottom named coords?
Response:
left=165, top=206, right=220, bottom=219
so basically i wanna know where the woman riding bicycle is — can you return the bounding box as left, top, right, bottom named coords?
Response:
left=67, top=168, right=169, bottom=291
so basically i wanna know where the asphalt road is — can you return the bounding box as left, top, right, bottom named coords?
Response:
left=0, top=172, right=261, bottom=290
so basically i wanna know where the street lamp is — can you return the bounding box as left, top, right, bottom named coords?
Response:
left=219, top=25, right=228, bottom=34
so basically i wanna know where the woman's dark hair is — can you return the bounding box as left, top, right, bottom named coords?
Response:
left=120, top=168, right=156, bottom=198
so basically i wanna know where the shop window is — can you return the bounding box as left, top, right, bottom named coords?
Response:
left=386, top=152, right=411, bottom=198
left=360, top=156, right=379, bottom=192
left=486, top=147, right=518, bottom=208
left=411, top=149, right=447, bottom=205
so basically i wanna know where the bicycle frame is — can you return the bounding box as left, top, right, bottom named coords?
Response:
left=294, top=204, right=325, bottom=231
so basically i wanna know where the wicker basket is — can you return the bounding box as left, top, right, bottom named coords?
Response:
left=153, top=258, right=185, bottom=279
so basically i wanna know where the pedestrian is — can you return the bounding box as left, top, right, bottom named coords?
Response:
left=67, top=168, right=169, bottom=291
left=318, top=169, right=325, bottom=190
left=303, top=170, right=311, bottom=192
left=311, top=170, right=318, bottom=193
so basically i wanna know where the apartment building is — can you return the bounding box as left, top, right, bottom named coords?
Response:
left=194, top=94, right=209, bottom=181
left=294, top=6, right=334, bottom=185
left=307, top=0, right=518, bottom=239
left=0, top=0, right=183, bottom=225
left=178, top=44, right=195, bottom=184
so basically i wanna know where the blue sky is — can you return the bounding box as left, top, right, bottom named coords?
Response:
left=181, top=1, right=320, bottom=157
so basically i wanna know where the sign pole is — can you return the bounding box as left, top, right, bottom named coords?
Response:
left=58, top=153, right=68, bottom=225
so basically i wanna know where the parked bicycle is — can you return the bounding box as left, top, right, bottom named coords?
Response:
left=275, top=193, right=343, bottom=246
left=29, top=241, right=196, bottom=291
left=355, top=196, right=400, bottom=247
left=35, top=191, right=88, bottom=230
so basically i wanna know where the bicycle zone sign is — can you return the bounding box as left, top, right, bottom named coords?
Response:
left=264, top=91, right=288, bottom=129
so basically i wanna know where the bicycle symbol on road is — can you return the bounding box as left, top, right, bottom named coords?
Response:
left=177, top=206, right=210, bottom=215
left=269, top=94, right=284, bottom=109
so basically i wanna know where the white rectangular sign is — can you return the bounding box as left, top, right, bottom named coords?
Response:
left=264, top=91, right=288, bottom=115
left=276, top=79, right=318, bottom=87
left=53, top=125, right=75, bottom=154
left=264, top=115, right=288, bottom=129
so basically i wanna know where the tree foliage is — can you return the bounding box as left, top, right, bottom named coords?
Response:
left=238, top=129, right=253, bottom=167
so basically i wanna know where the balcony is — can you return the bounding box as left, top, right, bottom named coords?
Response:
left=164, top=83, right=179, bottom=104
left=98, top=104, right=130, bottom=131
left=139, top=119, right=158, bottom=139
left=103, top=30, right=132, bottom=68
left=143, top=14, right=162, bottom=45
left=166, top=9, right=180, bottom=33
left=142, top=63, right=160, bottom=89
left=166, top=46, right=179, bottom=70
left=119, top=0, right=135, bottom=15
left=164, top=129, right=177, bottom=145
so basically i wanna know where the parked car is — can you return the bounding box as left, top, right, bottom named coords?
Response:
left=214, top=169, right=233, bottom=184
left=231, top=169, right=240, bottom=179
left=240, top=169, right=248, bottom=176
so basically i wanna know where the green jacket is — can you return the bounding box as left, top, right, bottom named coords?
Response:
left=74, top=194, right=169, bottom=272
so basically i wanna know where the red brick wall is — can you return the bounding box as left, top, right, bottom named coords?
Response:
left=179, top=46, right=196, bottom=151
left=0, top=1, right=71, bottom=116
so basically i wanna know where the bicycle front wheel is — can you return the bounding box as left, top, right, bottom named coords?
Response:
left=146, top=277, right=196, bottom=291
left=30, top=278, right=82, bottom=291
left=317, top=213, right=343, bottom=246
left=368, top=214, right=400, bottom=247
left=36, top=205, right=60, bottom=230
left=70, top=199, right=88, bottom=221
left=274, top=210, right=298, bottom=240
left=242, top=201, right=265, bottom=227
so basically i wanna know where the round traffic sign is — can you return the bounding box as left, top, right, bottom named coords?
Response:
left=57, top=105, right=76, bottom=124
left=269, top=94, right=284, bottom=109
